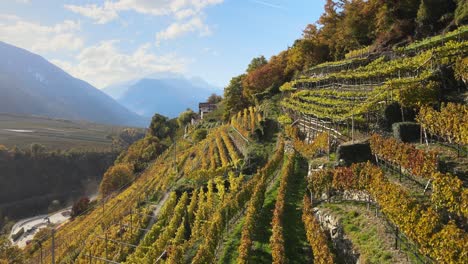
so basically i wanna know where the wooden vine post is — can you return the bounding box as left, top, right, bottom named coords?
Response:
left=51, top=228, right=55, bottom=264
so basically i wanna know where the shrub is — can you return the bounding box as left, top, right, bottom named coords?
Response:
left=116, top=136, right=166, bottom=172
left=336, top=141, right=372, bottom=166
left=11, top=228, right=24, bottom=241
left=99, top=163, right=134, bottom=197
left=192, top=129, right=208, bottom=143
left=242, top=144, right=268, bottom=174
left=392, top=122, right=420, bottom=142
left=71, top=197, right=90, bottom=218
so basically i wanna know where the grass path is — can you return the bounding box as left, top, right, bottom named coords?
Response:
left=283, top=156, right=313, bottom=263
left=219, top=159, right=282, bottom=263
left=320, top=202, right=413, bottom=264
left=248, top=177, right=280, bottom=263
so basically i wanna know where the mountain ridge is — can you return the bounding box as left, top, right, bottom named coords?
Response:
left=103, top=76, right=221, bottom=118
left=0, top=41, right=147, bottom=127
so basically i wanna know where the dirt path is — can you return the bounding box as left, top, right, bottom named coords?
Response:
left=142, top=191, right=170, bottom=236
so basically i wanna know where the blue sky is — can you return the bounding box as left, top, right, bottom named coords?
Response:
left=0, top=0, right=325, bottom=90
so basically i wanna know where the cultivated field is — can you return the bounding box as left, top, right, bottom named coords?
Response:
left=0, top=113, right=145, bottom=151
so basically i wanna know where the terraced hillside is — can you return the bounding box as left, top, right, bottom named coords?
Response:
left=3, top=9, right=467, bottom=264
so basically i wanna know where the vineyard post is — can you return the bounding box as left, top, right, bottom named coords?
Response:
left=420, top=126, right=423, bottom=144
left=51, top=228, right=55, bottom=264
left=399, top=164, right=402, bottom=182
left=105, top=231, right=108, bottom=260
left=39, top=242, right=43, bottom=264
left=351, top=114, right=355, bottom=143
left=394, top=227, right=399, bottom=250
left=423, top=179, right=431, bottom=195
left=310, top=190, right=313, bottom=206
left=130, top=209, right=133, bottom=235
left=225, top=208, right=229, bottom=233
left=366, top=192, right=370, bottom=211
left=119, top=220, right=123, bottom=254
left=327, top=126, right=331, bottom=161
left=174, top=139, right=178, bottom=174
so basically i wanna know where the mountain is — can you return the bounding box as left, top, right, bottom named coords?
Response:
left=0, top=41, right=147, bottom=127
left=102, top=72, right=184, bottom=100
left=105, top=76, right=221, bottom=118
left=102, top=79, right=138, bottom=99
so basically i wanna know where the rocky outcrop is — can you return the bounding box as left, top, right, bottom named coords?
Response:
left=314, top=208, right=361, bottom=264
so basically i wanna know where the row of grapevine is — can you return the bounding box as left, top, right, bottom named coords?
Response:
left=305, top=56, right=372, bottom=76
left=191, top=139, right=285, bottom=263
left=286, top=126, right=328, bottom=158
left=178, top=127, right=246, bottom=185
left=215, top=135, right=230, bottom=167
left=236, top=139, right=285, bottom=263
left=220, top=130, right=242, bottom=164
left=309, top=163, right=467, bottom=263
left=281, top=40, right=466, bottom=102
left=189, top=173, right=257, bottom=263
left=29, top=159, right=170, bottom=263
left=395, top=25, right=468, bottom=53
left=281, top=72, right=436, bottom=121
left=25, top=141, right=183, bottom=263
left=431, top=172, right=468, bottom=220
left=270, top=154, right=295, bottom=264
left=370, top=132, right=467, bottom=219
left=209, top=137, right=220, bottom=170
left=72, top=151, right=182, bottom=262
left=231, top=106, right=263, bottom=138
left=369, top=134, right=438, bottom=178
left=25, top=108, right=255, bottom=263
left=303, top=25, right=467, bottom=79
left=126, top=175, right=232, bottom=263
left=345, top=46, right=372, bottom=59
left=192, top=126, right=245, bottom=173
left=302, top=41, right=466, bottom=85
left=126, top=192, right=191, bottom=263
left=190, top=174, right=261, bottom=263
left=124, top=192, right=179, bottom=262
left=417, top=103, right=468, bottom=145
left=302, top=195, right=335, bottom=264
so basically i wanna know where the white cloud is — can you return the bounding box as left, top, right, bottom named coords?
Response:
left=156, top=16, right=211, bottom=44
left=52, top=41, right=188, bottom=88
left=0, top=15, right=83, bottom=52
left=203, top=47, right=219, bottom=56
left=15, top=0, right=31, bottom=3
left=64, top=3, right=118, bottom=24
left=65, top=0, right=223, bottom=43
left=65, top=0, right=223, bottom=22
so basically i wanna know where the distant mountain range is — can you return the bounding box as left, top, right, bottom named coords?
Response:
left=0, top=41, right=147, bottom=127
left=103, top=75, right=220, bottom=118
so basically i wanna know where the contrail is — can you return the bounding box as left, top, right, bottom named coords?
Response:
left=249, top=0, right=285, bottom=10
